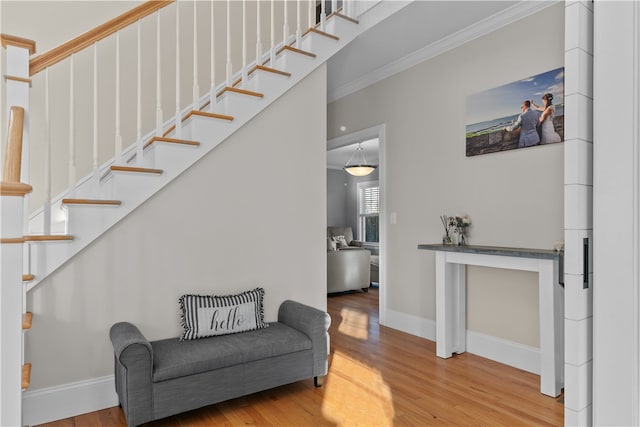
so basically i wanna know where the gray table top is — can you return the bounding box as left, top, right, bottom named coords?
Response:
left=417, top=243, right=562, bottom=260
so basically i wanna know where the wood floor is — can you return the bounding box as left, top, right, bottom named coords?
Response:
left=39, top=287, right=563, bottom=426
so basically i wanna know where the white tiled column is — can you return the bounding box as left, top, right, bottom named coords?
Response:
left=564, top=2, right=593, bottom=426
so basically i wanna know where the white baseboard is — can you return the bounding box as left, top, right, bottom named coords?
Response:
left=466, top=330, right=540, bottom=375
left=23, top=375, right=118, bottom=426
left=383, top=309, right=540, bottom=375
left=384, top=308, right=436, bottom=341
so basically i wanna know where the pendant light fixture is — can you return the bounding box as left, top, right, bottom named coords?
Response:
left=343, top=142, right=377, bottom=177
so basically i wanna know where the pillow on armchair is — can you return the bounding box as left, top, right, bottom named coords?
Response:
left=327, top=226, right=363, bottom=247
left=331, top=235, right=349, bottom=249
left=327, top=237, right=338, bottom=251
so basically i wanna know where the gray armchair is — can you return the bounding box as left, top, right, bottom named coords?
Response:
left=327, top=249, right=371, bottom=293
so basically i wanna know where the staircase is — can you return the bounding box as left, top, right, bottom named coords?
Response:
left=22, top=6, right=362, bottom=292
left=0, top=1, right=410, bottom=424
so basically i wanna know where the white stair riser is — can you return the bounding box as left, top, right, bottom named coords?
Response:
left=300, top=34, right=341, bottom=56
left=64, top=205, right=126, bottom=241
left=110, top=172, right=166, bottom=208
left=147, top=143, right=201, bottom=173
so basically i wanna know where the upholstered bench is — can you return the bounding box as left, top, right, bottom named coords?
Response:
left=110, top=300, right=330, bottom=427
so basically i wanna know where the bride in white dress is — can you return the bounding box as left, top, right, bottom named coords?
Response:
left=532, top=93, right=562, bottom=144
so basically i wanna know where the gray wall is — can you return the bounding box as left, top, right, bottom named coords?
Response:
left=345, top=169, right=379, bottom=240
left=26, top=65, right=328, bottom=389
left=327, top=168, right=348, bottom=227
left=328, top=4, right=565, bottom=347
left=327, top=167, right=380, bottom=244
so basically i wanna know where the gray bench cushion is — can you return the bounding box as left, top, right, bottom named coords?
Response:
left=152, top=322, right=311, bottom=382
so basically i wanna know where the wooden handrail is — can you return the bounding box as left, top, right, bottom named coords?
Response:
left=29, top=0, right=174, bottom=76
left=0, top=34, right=36, bottom=54
left=2, top=106, right=25, bottom=183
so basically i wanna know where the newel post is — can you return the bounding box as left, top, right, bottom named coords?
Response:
left=0, top=33, right=35, bottom=427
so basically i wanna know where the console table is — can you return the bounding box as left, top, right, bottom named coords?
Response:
left=417, top=244, right=564, bottom=397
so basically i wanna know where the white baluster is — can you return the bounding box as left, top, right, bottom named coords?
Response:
left=296, top=0, right=301, bottom=46
left=115, top=31, right=123, bottom=161
left=69, top=56, right=76, bottom=198
left=175, top=0, right=182, bottom=138
left=308, top=0, right=314, bottom=29
left=332, top=0, right=337, bottom=15
left=44, top=67, right=51, bottom=235
left=226, top=0, right=232, bottom=86
left=210, top=0, right=216, bottom=107
left=93, top=44, right=99, bottom=174
left=156, top=12, right=163, bottom=136
left=193, top=0, right=199, bottom=110
left=321, top=0, right=326, bottom=31
left=270, top=0, right=276, bottom=65
left=136, top=20, right=143, bottom=165
left=283, top=0, right=289, bottom=46
left=241, top=0, right=247, bottom=86
left=256, top=0, right=262, bottom=66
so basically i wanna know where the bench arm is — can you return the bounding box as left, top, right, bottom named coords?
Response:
left=278, top=301, right=331, bottom=378
left=110, top=322, right=154, bottom=427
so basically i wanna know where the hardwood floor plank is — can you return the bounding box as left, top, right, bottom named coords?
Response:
left=37, top=287, right=562, bottom=426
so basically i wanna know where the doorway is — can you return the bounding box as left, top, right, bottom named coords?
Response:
left=327, top=125, right=386, bottom=324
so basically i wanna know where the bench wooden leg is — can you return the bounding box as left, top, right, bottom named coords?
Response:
left=314, top=375, right=325, bottom=387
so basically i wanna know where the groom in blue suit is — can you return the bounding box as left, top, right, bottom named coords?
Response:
left=505, top=100, right=541, bottom=147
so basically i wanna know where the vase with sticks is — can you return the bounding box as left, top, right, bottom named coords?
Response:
left=440, top=214, right=454, bottom=245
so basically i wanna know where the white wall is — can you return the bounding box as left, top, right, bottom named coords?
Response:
left=328, top=4, right=564, bottom=348
left=25, top=64, right=328, bottom=390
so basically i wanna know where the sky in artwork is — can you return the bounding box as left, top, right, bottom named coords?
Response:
left=466, top=67, right=565, bottom=126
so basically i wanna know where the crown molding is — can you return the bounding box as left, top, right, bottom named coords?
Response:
left=328, top=1, right=559, bottom=103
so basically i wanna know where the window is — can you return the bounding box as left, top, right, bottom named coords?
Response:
left=357, top=181, right=379, bottom=244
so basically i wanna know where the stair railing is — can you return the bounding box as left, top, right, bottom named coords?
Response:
left=2, top=0, right=361, bottom=235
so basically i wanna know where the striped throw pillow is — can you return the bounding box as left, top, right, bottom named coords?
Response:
left=179, top=287, right=268, bottom=340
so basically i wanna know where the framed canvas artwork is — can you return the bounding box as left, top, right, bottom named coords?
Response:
left=466, top=67, right=564, bottom=157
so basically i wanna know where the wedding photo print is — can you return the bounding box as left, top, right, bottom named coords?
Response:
left=465, top=67, right=564, bottom=157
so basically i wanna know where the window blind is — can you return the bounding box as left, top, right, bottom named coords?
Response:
left=359, top=185, right=379, bottom=215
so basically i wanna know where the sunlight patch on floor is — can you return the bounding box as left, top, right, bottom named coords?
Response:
left=321, top=350, right=395, bottom=426
left=337, top=307, right=369, bottom=340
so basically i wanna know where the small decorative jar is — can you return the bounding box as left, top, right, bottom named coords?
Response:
left=443, top=232, right=452, bottom=245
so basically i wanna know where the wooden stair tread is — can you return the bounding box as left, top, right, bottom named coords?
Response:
left=144, top=136, right=200, bottom=149
left=22, top=363, right=31, bottom=389
left=186, top=110, right=234, bottom=122
left=277, top=45, right=317, bottom=59
left=110, top=165, right=163, bottom=175
left=304, top=27, right=340, bottom=41
left=161, top=108, right=234, bottom=137
left=22, top=274, right=35, bottom=282
left=23, top=312, right=33, bottom=330
left=232, top=65, right=292, bottom=88
left=62, top=198, right=122, bottom=206
left=216, top=86, right=264, bottom=99
left=231, top=65, right=291, bottom=89
left=328, top=11, right=359, bottom=24
left=251, top=65, right=292, bottom=78
left=24, top=234, right=74, bottom=242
